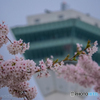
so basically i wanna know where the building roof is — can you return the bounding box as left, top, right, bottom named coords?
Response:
left=12, top=19, right=100, bottom=36
left=27, top=9, right=100, bottom=28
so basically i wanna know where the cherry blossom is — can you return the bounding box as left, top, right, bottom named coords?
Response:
left=86, top=41, right=98, bottom=59
left=1, top=22, right=100, bottom=100
left=7, top=39, right=30, bottom=55
left=76, top=43, right=83, bottom=51
left=0, top=23, right=9, bottom=48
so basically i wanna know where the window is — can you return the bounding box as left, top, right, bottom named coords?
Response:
left=34, top=19, right=40, bottom=23
left=58, top=15, right=64, bottom=19
left=86, top=13, right=90, bottom=16
left=94, top=23, right=98, bottom=27
left=76, top=16, right=81, bottom=20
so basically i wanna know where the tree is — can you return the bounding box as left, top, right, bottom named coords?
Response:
left=0, top=22, right=100, bottom=100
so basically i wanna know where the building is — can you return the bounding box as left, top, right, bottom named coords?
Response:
left=11, top=6, right=100, bottom=100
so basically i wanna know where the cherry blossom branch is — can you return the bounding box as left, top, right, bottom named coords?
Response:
left=79, top=73, right=99, bottom=80
left=25, top=95, right=29, bottom=100
left=56, top=40, right=91, bottom=64
left=6, top=36, right=13, bottom=44
left=23, top=91, right=29, bottom=100
left=0, top=22, right=99, bottom=100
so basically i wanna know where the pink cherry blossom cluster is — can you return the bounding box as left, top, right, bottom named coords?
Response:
left=0, top=56, right=37, bottom=87
left=0, top=23, right=9, bottom=48
left=0, top=55, right=52, bottom=99
left=43, top=41, right=100, bottom=99
left=35, top=42, right=99, bottom=90
left=8, top=82, right=37, bottom=100
left=0, top=22, right=51, bottom=99
left=76, top=43, right=83, bottom=51
left=86, top=40, right=98, bottom=59
left=25, top=87, right=37, bottom=100
left=36, top=58, right=53, bottom=78
left=0, top=55, right=37, bottom=100
left=77, top=54, right=100, bottom=94
left=7, top=39, right=30, bottom=55
left=49, top=59, right=95, bottom=88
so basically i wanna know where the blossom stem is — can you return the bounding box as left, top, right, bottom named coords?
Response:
left=25, top=94, right=29, bottom=100
left=6, top=36, right=13, bottom=44
left=23, top=91, right=29, bottom=100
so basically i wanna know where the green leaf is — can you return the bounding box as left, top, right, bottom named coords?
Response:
left=64, top=54, right=70, bottom=61
left=87, top=40, right=91, bottom=44
left=86, top=44, right=91, bottom=48
left=73, top=57, right=77, bottom=61
left=53, top=59, right=58, bottom=63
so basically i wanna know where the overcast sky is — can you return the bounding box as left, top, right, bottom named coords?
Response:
left=0, top=0, right=100, bottom=27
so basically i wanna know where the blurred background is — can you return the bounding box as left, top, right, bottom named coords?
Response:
left=0, top=0, right=100, bottom=100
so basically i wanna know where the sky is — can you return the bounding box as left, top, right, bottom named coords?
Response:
left=0, top=0, right=100, bottom=27
left=0, top=0, right=100, bottom=100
